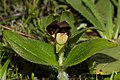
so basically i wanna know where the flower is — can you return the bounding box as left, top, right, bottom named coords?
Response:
left=46, top=21, right=71, bottom=44
left=56, top=33, right=68, bottom=45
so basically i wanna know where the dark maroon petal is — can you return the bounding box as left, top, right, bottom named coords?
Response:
left=46, top=21, right=60, bottom=35
left=46, top=21, right=71, bottom=35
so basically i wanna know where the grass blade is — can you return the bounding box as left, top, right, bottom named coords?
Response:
left=0, top=59, right=10, bottom=80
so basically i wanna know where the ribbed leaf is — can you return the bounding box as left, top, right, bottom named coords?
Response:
left=63, top=38, right=116, bottom=67
left=66, top=0, right=103, bottom=31
left=3, top=31, right=58, bottom=67
left=95, top=0, right=110, bottom=23
left=95, top=0, right=114, bottom=39
left=106, top=0, right=114, bottom=39
left=82, top=0, right=105, bottom=30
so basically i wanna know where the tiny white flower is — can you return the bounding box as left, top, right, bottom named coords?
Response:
left=56, top=33, right=68, bottom=44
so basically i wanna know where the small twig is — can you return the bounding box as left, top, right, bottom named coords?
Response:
left=0, top=25, right=36, bottom=39
left=0, top=25, right=13, bottom=30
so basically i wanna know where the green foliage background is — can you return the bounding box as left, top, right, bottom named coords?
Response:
left=0, top=0, right=120, bottom=80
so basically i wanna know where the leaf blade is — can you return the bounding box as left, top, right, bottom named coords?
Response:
left=64, top=38, right=116, bottom=67
left=106, top=0, right=114, bottom=39
left=66, top=0, right=103, bottom=31
left=88, top=45, right=120, bottom=75
left=3, top=31, right=58, bottom=67
left=114, top=0, right=120, bottom=39
left=82, top=0, right=105, bottom=30
left=60, top=11, right=77, bottom=36
left=0, top=59, right=10, bottom=80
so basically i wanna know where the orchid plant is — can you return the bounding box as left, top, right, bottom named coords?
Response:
left=3, top=12, right=116, bottom=79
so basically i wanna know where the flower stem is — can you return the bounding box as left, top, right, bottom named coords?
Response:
left=58, top=69, right=69, bottom=80
left=58, top=52, right=64, bottom=66
left=57, top=52, right=69, bottom=80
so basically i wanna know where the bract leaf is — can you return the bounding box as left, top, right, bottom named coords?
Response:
left=60, top=11, right=77, bottom=36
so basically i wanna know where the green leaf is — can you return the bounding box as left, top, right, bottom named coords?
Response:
left=66, top=0, right=104, bottom=32
left=0, top=59, right=10, bottom=80
left=38, top=15, right=58, bottom=32
left=88, top=44, right=120, bottom=75
left=63, top=38, right=116, bottom=67
left=68, top=29, right=86, bottom=48
left=105, top=0, right=114, bottom=39
left=3, top=30, right=58, bottom=67
left=95, top=0, right=114, bottom=39
left=60, top=11, right=77, bottom=36
left=82, top=0, right=105, bottom=30
left=114, top=0, right=120, bottom=39
left=95, top=0, right=110, bottom=23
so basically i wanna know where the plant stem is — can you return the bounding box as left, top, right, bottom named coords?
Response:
left=58, top=52, right=64, bottom=66
left=58, top=69, right=69, bottom=80
left=58, top=52, right=69, bottom=80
